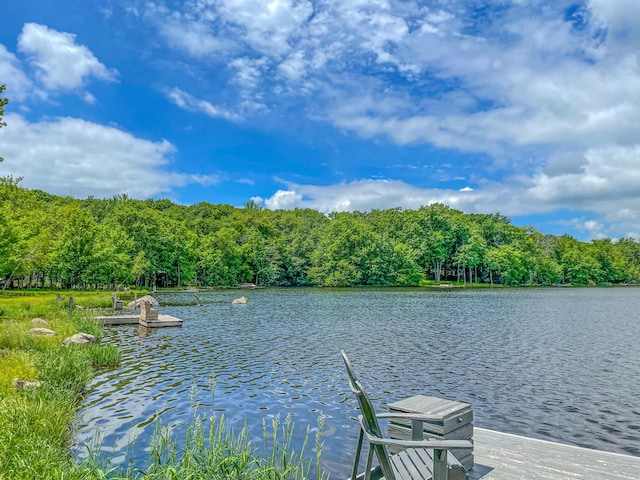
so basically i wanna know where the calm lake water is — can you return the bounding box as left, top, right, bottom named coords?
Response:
left=75, top=288, right=640, bottom=477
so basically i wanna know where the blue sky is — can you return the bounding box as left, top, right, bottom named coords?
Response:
left=2, top=0, right=640, bottom=240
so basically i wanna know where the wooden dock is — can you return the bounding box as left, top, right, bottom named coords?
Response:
left=470, top=427, right=640, bottom=479
left=96, top=314, right=183, bottom=328
left=386, top=395, right=640, bottom=479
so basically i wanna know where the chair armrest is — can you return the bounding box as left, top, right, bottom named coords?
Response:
left=358, top=417, right=473, bottom=450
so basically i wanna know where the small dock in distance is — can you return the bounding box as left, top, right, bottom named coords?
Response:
left=471, top=427, right=640, bottom=479
left=96, top=313, right=183, bottom=328
left=96, top=300, right=183, bottom=328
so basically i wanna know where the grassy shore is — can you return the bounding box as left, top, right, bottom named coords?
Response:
left=0, top=292, right=120, bottom=479
left=0, top=292, right=328, bottom=480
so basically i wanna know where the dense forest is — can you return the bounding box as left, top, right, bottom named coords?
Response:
left=1, top=176, right=640, bottom=289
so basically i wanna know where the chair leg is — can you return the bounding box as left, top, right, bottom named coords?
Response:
left=364, top=446, right=375, bottom=480
left=351, top=429, right=365, bottom=480
left=433, top=449, right=448, bottom=480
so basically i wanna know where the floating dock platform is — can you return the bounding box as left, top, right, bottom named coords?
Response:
left=96, top=313, right=183, bottom=328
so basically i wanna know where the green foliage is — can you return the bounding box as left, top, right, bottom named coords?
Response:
left=0, top=84, right=7, bottom=163
left=1, top=181, right=640, bottom=288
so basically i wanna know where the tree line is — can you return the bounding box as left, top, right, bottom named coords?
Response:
left=1, top=176, right=639, bottom=289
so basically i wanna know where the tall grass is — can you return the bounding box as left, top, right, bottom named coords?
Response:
left=77, top=397, right=330, bottom=480
left=0, top=293, right=122, bottom=480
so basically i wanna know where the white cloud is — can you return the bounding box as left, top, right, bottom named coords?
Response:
left=217, top=0, right=313, bottom=57
left=7, top=2, right=638, bottom=238
left=17, top=23, right=117, bottom=91
left=278, top=51, right=307, bottom=81
left=0, top=113, right=221, bottom=198
left=261, top=141, right=640, bottom=237
left=230, top=57, right=267, bottom=90
left=0, top=44, right=33, bottom=101
left=165, top=87, right=240, bottom=121
left=588, top=0, right=640, bottom=47
left=145, top=1, right=233, bottom=58
left=261, top=179, right=483, bottom=213
left=263, top=189, right=303, bottom=209
left=83, top=92, right=97, bottom=104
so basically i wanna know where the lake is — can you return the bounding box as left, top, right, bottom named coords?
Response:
left=75, top=287, right=640, bottom=477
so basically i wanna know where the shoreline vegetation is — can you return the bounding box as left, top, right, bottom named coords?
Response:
left=2, top=177, right=640, bottom=291
left=0, top=292, right=328, bottom=480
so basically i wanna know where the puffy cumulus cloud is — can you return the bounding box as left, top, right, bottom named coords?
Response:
left=144, top=1, right=640, bottom=159
left=0, top=113, right=221, bottom=198
left=260, top=179, right=490, bottom=214
left=142, top=0, right=640, bottom=237
left=230, top=57, right=267, bottom=90
left=0, top=44, right=33, bottom=101
left=260, top=143, right=640, bottom=237
left=526, top=145, right=640, bottom=207
left=324, top=5, right=640, bottom=158
left=263, top=189, right=302, bottom=209
left=165, top=87, right=241, bottom=121
left=278, top=51, right=307, bottom=82
left=17, top=23, right=117, bottom=91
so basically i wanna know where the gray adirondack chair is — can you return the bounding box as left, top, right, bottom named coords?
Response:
left=342, top=351, right=473, bottom=480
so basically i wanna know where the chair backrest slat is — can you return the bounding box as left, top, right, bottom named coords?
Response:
left=342, top=351, right=397, bottom=480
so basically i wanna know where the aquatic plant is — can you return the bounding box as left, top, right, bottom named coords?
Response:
left=78, top=384, right=330, bottom=479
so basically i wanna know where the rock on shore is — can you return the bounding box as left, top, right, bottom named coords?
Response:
left=62, top=333, right=98, bottom=346
left=127, top=295, right=160, bottom=308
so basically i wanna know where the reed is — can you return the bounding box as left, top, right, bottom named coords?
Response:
left=77, top=404, right=330, bottom=480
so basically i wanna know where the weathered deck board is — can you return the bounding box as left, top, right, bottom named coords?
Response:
left=471, top=428, right=640, bottom=479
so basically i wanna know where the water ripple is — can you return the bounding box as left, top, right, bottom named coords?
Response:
left=75, top=288, right=640, bottom=477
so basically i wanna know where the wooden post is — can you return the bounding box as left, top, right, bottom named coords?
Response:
left=433, top=449, right=447, bottom=480
left=134, top=293, right=138, bottom=311
left=68, top=296, right=74, bottom=316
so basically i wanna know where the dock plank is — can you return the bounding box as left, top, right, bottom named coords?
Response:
left=471, top=428, right=640, bottom=480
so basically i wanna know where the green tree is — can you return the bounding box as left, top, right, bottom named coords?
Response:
left=404, top=204, right=458, bottom=282
left=0, top=84, right=7, bottom=163
left=50, top=205, right=99, bottom=288
left=614, top=238, right=640, bottom=282
left=485, top=244, right=528, bottom=285
left=89, top=221, right=134, bottom=288
left=272, top=209, right=327, bottom=286
left=557, top=236, right=604, bottom=286
left=197, top=228, right=249, bottom=286
left=389, top=243, right=424, bottom=286
left=453, top=228, right=486, bottom=284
